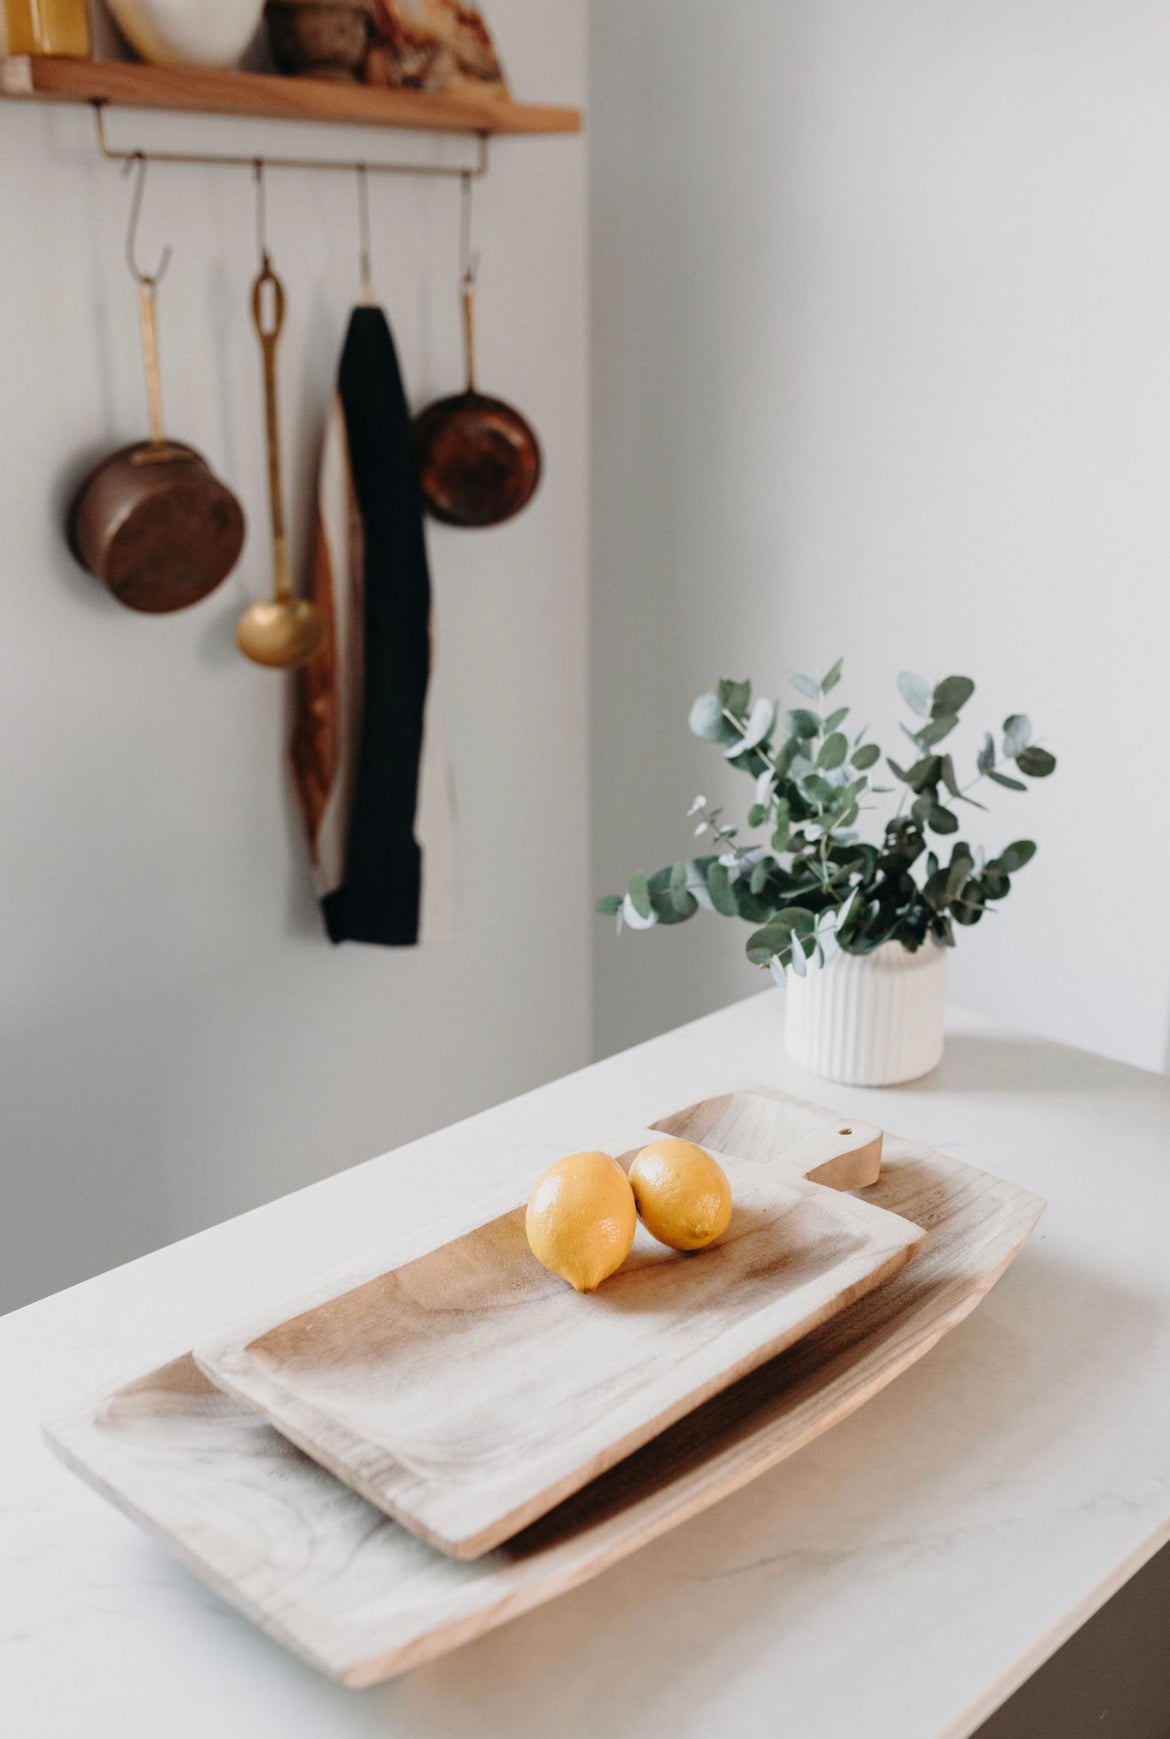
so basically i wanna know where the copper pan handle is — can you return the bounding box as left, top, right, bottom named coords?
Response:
left=461, top=277, right=477, bottom=394
left=136, top=280, right=165, bottom=446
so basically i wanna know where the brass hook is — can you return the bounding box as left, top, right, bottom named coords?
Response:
left=123, top=152, right=171, bottom=288
left=459, top=169, right=479, bottom=288
left=356, top=162, right=373, bottom=295
left=253, top=157, right=271, bottom=271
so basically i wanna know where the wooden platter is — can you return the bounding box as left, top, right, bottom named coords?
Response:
left=193, top=1099, right=924, bottom=1558
left=44, top=1089, right=1044, bottom=1686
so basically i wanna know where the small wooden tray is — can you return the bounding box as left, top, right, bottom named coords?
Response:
left=44, top=1094, right=1044, bottom=1687
left=193, top=1094, right=925, bottom=1558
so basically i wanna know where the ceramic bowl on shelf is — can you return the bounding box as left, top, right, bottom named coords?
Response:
left=263, top=0, right=374, bottom=80
left=106, top=0, right=266, bottom=68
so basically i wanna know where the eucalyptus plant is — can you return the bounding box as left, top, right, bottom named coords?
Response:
left=597, top=660, right=1057, bottom=977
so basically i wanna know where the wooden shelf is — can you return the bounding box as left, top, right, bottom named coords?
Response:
left=0, top=56, right=582, bottom=135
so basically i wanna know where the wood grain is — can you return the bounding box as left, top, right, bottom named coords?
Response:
left=0, top=56, right=582, bottom=133
left=44, top=1100, right=1044, bottom=1686
left=194, top=1095, right=921, bottom=1558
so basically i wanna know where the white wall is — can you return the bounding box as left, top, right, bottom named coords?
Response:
left=591, top=0, right=1170, bottom=1074
left=0, top=0, right=588, bottom=1311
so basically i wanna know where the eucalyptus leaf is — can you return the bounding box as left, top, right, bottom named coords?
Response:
left=595, top=894, right=623, bottom=915
left=786, top=707, right=821, bottom=740
left=733, top=880, right=774, bottom=923
left=1002, top=714, right=1032, bottom=757
left=705, top=861, right=741, bottom=917
left=628, top=872, right=652, bottom=920
left=945, top=848, right=974, bottom=901
left=976, top=731, right=996, bottom=775
left=851, top=742, right=880, bottom=770
left=822, top=657, right=844, bottom=693
left=802, top=773, right=837, bottom=804
left=817, top=732, right=848, bottom=770
left=738, top=694, right=776, bottom=752
left=669, top=862, right=695, bottom=915
left=928, top=805, right=960, bottom=835
left=790, top=672, right=821, bottom=700
left=897, top=671, right=932, bottom=717
left=688, top=692, right=725, bottom=742
left=995, top=839, right=1037, bottom=872
left=716, top=677, right=751, bottom=720
left=907, top=754, right=941, bottom=792
left=745, top=918, right=790, bottom=966
left=1016, top=746, right=1056, bottom=777
left=987, top=768, right=1027, bottom=792
left=621, top=891, right=657, bottom=930
left=917, top=711, right=960, bottom=746
left=687, top=857, right=717, bottom=911
left=932, top=675, right=975, bottom=716
left=824, top=705, right=849, bottom=733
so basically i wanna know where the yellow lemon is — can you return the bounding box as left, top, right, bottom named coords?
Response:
left=628, top=1138, right=733, bottom=1251
left=525, top=1150, right=637, bottom=1292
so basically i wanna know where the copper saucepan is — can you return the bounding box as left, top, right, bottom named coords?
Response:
left=68, top=273, right=245, bottom=614
left=414, top=268, right=541, bottom=529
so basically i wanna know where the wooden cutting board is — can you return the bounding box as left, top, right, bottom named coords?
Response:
left=192, top=1092, right=925, bottom=1558
left=43, top=1090, right=1044, bottom=1686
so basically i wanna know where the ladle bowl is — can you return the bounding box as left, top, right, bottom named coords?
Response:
left=236, top=597, right=327, bottom=669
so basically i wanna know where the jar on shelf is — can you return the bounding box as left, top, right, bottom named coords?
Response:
left=4, top=0, right=92, bottom=56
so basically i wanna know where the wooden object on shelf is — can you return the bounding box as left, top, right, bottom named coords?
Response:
left=265, top=0, right=375, bottom=82
left=366, top=0, right=506, bottom=96
left=44, top=1090, right=1045, bottom=1686
left=195, top=1093, right=924, bottom=1560
left=0, top=53, right=581, bottom=131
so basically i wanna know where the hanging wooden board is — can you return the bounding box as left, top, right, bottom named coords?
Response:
left=44, top=1090, right=1044, bottom=1686
left=192, top=1096, right=924, bottom=1558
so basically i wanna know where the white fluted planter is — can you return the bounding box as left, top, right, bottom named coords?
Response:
left=783, top=940, right=947, bottom=1086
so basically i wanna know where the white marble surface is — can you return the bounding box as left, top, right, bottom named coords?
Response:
left=3, top=993, right=1169, bottom=1738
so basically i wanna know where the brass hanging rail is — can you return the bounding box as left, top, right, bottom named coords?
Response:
left=92, top=100, right=490, bottom=181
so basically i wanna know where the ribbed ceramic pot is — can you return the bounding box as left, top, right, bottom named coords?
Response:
left=783, top=939, right=947, bottom=1086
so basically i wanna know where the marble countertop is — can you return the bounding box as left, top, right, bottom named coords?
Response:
left=3, top=993, right=1169, bottom=1739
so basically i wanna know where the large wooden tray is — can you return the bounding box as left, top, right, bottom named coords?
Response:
left=44, top=1090, right=1044, bottom=1686
left=193, top=1094, right=924, bottom=1558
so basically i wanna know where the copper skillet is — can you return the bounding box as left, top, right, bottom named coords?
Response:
left=413, top=265, right=541, bottom=529
left=68, top=261, right=245, bottom=614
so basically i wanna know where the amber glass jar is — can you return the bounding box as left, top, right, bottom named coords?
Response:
left=5, top=0, right=92, bottom=56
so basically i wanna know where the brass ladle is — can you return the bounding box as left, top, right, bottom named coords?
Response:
left=236, top=253, right=326, bottom=670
